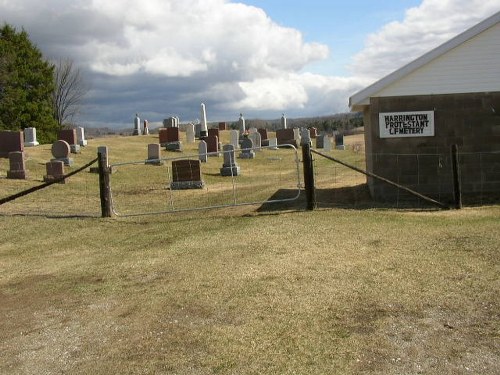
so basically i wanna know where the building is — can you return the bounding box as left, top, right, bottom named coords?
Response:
left=349, top=11, right=500, bottom=204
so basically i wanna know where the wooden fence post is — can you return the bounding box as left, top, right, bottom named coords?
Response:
left=451, top=144, right=462, bottom=209
left=302, top=142, right=316, bottom=210
left=98, top=151, right=113, bottom=217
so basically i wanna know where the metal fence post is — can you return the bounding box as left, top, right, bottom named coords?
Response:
left=98, top=151, right=113, bottom=217
left=302, top=142, right=316, bottom=210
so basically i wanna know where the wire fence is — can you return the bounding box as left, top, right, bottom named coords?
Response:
left=109, top=145, right=302, bottom=216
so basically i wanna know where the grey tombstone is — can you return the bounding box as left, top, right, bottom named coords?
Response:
left=143, top=120, right=149, bottom=135
left=323, top=135, right=332, bottom=151
left=239, top=137, right=255, bottom=159
left=335, top=133, right=345, bottom=150
left=77, top=127, right=88, bottom=146
left=24, top=127, right=39, bottom=147
left=163, top=117, right=176, bottom=128
left=186, top=123, right=195, bottom=143
left=195, top=123, right=201, bottom=139
left=146, top=144, right=163, bottom=165
left=220, top=144, right=240, bottom=176
left=250, top=132, right=262, bottom=150
left=198, top=140, right=208, bottom=163
left=268, top=138, right=278, bottom=150
left=51, top=140, right=73, bottom=166
left=238, top=113, right=246, bottom=134
left=316, top=135, right=325, bottom=149
left=230, top=130, right=240, bottom=149
left=7, top=151, right=27, bottom=179
left=293, top=128, right=301, bottom=145
left=133, top=113, right=141, bottom=135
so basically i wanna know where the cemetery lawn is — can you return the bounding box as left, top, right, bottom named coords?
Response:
left=0, top=133, right=499, bottom=374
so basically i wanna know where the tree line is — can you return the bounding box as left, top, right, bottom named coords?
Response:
left=0, top=24, right=86, bottom=144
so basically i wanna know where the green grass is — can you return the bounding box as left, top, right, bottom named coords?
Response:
left=0, top=133, right=499, bottom=374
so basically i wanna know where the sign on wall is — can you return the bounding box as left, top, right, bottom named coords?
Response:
left=379, top=111, right=434, bottom=138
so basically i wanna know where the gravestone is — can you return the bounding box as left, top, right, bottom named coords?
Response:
left=281, top=113, right=287, bottom=129
left=186, top=123, right=195, bottom=143
left=77, top=127, right=88, bottom=146
left=208, top=128, right=220, bottom=139
left=335, top=134, right=345, bottom=150
left=44, top=160, right=66, bottom=183
left=268, top=138, right=278, bottom=150
left=239, top=137, right=255, bottom=159
left=230, top=130, right=240, bottom=149
left=238, top=113, right=246, bottom=133
left=51, top=140, right=73, bottom=166
left=323, top=135, right=332, bottom=151
left=309, top=127, right=318, bottom=139
left=276, top=129, right=296, bottom=147
left=24, top=127, right=39, bottom=147
left=0, top=130, right=24, bottom=158
left=293, top=128, right=301, bottom=145
left=159, top=129, right=169, bottom=146
left=143, top=120, right=149, bottom=135
left=58, top=129, right=80, bottom=153
left=198, top=140, right=208, bottom=163
left=200, top=103, right=208, bottom=138
left=218, top=122, right=227, bottom=131
left=164, top=127, right=182, bottom=151
left=146, top=144, right=163, bottom=165
left=195, top=123, right=201, bottom=139
left=257, top=128, right=268, bottom=146
left=133, top=113, right=141, bottom=135
left=7, top=151, right=27, bottom=179
left=248, top=127, right=258, bottom=134
left=206, top=135, right=219, bottom=156
left=163, top=117, right=176, bottom=128
left=316, top=135, right=325, bottom=149
left=250, top=132, right=262, bottom=150
left=220, top=144, right=240, bottom=176
left=171, top=159, right=204, bottom=189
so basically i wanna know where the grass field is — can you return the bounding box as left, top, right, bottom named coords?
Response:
left=0, top=132, right=499, bottom=374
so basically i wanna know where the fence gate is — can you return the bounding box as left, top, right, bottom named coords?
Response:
left=108, top=144, right=302, bottom=216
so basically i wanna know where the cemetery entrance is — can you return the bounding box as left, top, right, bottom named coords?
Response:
left=108, top=145, right=302, bottom=216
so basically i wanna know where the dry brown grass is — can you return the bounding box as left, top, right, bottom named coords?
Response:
left=0, top=132, right=499, bottom=374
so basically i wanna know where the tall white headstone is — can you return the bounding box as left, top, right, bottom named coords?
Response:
left=24, top=127, right=39, bottom=147
left=133, top=114, right=141, bottom=135
left=239, top=113, right=246, bottom=134
left=281, top=114, right=287, bottom=129
left=186, top=123, right=195, bottom=143
left=77, top=127, right=88, bottom=146
left=200, top=103, right=208, bottom=138
left=198, top=140, right=208, bottom=163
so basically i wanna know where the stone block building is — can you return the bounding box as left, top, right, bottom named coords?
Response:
left=349, top=11, right=500, bottom=204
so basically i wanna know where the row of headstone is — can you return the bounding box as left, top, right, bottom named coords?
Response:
left=163, top=116, right=180, bottom=128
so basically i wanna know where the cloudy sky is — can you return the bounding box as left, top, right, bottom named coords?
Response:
left=1, top=0, right=499, bottom=128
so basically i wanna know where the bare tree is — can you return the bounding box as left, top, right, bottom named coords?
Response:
left=52, top=58, right=88, bottom=126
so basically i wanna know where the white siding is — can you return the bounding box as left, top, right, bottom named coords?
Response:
left=376, top=23, right=500, bottom=97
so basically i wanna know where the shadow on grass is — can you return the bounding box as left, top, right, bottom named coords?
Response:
left=256, top=183, right=446, bottom=213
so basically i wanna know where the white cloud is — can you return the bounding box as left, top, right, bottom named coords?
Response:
left=350, top=0, right=500, bottom=81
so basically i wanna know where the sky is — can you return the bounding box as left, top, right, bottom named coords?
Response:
left=1, top=0, right=499, bottom=128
